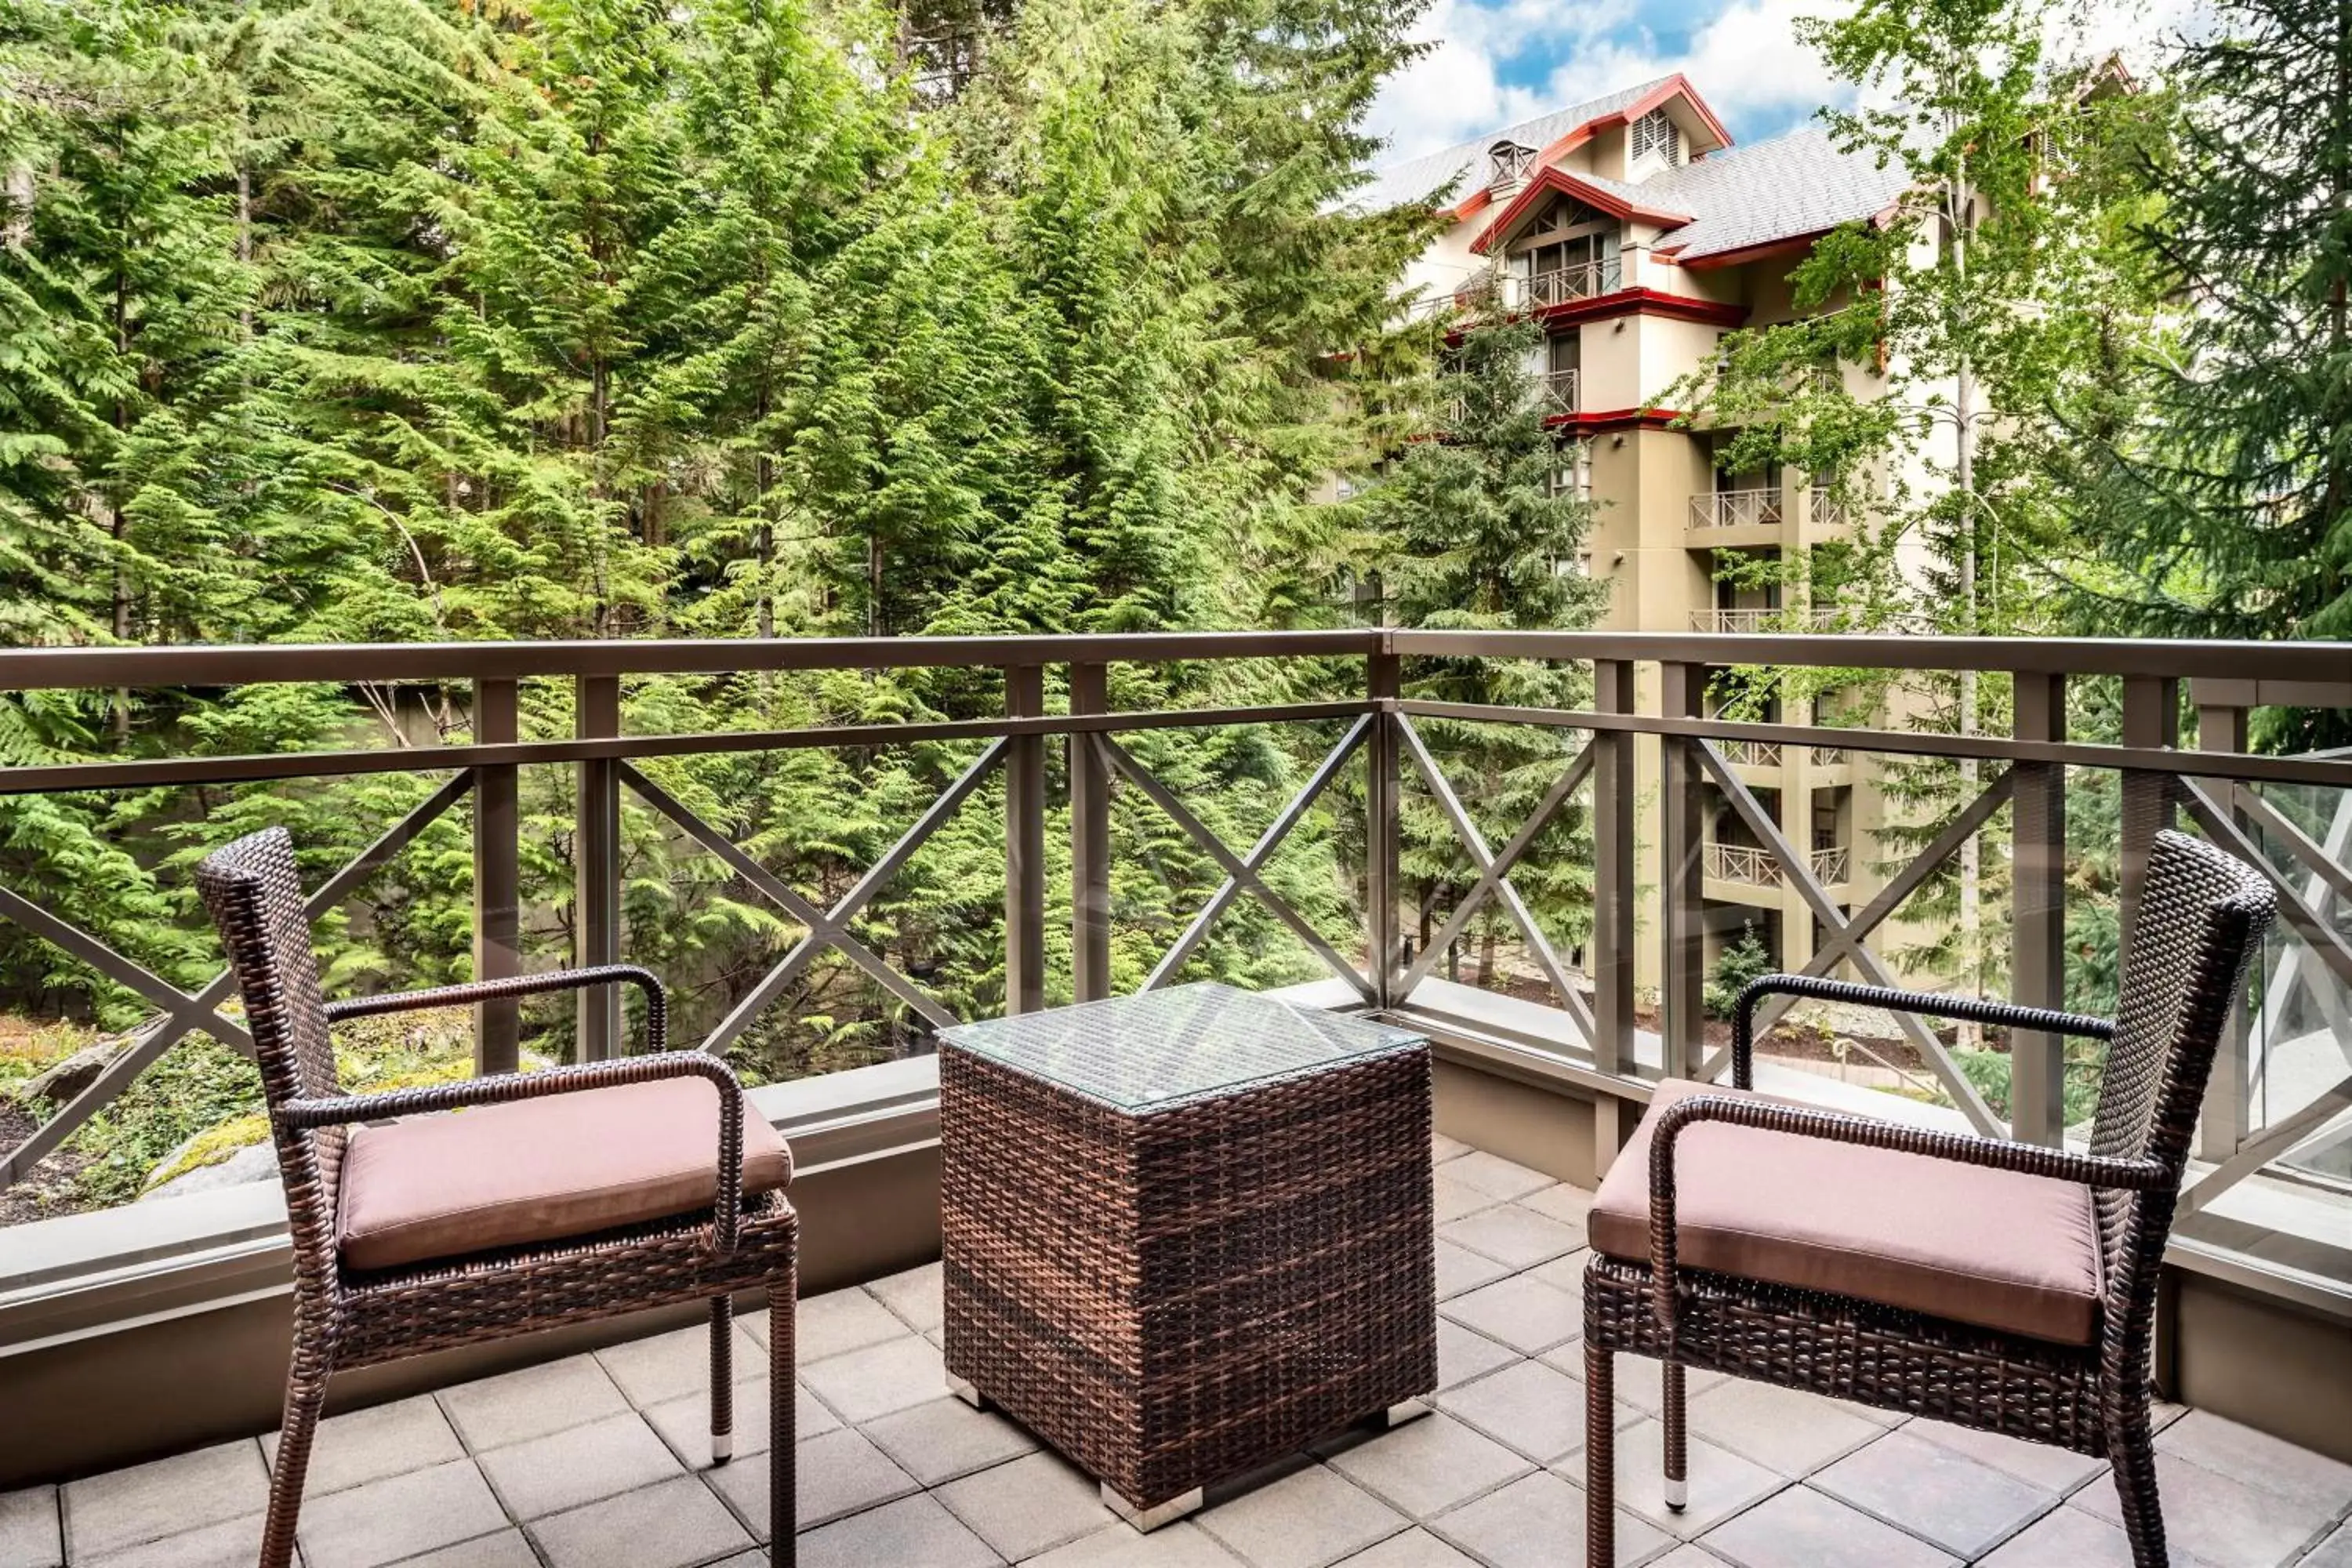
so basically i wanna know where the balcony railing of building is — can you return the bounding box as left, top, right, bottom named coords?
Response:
left=1538, top=368, right=1580, bottom=416
left=1454, top=260, right=1624, bottom=316
left=1689, top=488, right=1783, bottom=530
left=1690, top=607, right=1845, bottom=633
left=0, top=630, right=2347, bottom=1313
left=1810, top=844, right=1851, bottom=884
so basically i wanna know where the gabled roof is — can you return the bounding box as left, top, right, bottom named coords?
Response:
left=1349, top=76, right=1681, bottom=214
left=1468, top=166, right=1693, bottom=256
left=1639, top=126, right=1908, bottom=261
left=1460, top=121, right=1910, bottom=265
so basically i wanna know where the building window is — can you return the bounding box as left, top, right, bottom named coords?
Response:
left=1551, top=440, right=1594, bottom=502
left=1631, top=107, right=1682, bottom=167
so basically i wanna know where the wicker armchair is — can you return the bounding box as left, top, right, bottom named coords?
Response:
left=195, top=827, right=799, bottom=1568
left=1581, top=829, right=2275, bottom=1568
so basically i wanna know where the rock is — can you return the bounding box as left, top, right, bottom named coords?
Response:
left=139, top=1138, right=281, bottom=1203
left=18, top=1040, right=125, bottom=1105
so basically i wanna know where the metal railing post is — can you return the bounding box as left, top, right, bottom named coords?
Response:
left=1368, top=644, right=1401, bottom=1008
left=473, top=677, right=521, bottom=1074
left=575, top=674, right=622, bottom=1061
left=1070, top=662, right=1112, bottom=1004
left=2012, top=672, right=2067, bottom=1145
left=1004, top=663, right=1047, bottom=1014
left=1661, top=661, right=1708, bottom=1078
left=2120, top=676, right=2181, bottom=972
left=2194, top=691, right=2252, bottom=1161
left=1592, top=659, right=1636, bottom=1123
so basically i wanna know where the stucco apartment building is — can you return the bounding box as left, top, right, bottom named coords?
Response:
left=1366, top=74, right=1919, bottom=990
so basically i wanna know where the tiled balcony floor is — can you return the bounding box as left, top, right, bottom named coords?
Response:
left=7, top=1138, right=2351, bottom=1568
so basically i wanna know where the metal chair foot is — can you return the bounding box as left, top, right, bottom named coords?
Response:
left=1102, top=1483, right=1203, bottom=1532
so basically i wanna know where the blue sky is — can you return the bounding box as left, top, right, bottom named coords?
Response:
left=1365, top=0, right=2186, bottom=171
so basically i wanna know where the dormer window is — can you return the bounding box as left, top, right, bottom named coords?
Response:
left=1487, top=140, right=1537, bottom=191
left=1631, top=107, right=1682, bottom=167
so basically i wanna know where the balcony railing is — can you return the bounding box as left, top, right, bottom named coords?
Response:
left=1538, top=368, right=1580, bottom=416
left=1690, top=606, right=1847, bottom=633
left=1705, top=840, right=1779, bottom=884
left=1456, top=260, right=1624, bottom=314
left=0, top=630, right=2344, bottom=1318
left=1714, top=738, right=1784, bottom=768
left=1689, top=488, right=1784, bottom=530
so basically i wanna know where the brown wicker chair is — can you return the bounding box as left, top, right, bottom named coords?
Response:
left=195, top=827, right=799, bottom=1568
left=1582, top=829, right=2275, bottom=1568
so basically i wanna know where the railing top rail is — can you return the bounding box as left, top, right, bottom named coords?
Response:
left=0, top=628, right=2344, bottom=692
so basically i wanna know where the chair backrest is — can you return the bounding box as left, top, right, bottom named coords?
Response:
left=196, top=827, right=347, bottom=1285
left=2092, top=829, right=2274, bottom=1361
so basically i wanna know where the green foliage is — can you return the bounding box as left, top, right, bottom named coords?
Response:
left=1954, top=1042, right=2101, bottom=1129
left=1704, top=925, right=1775, bottom=1020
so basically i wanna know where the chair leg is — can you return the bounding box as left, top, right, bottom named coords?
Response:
left=710, top=1296, right=735, bottom=1465
left=260, top=1351, right=332, bottom=1568
left=1662, top=1360, right=1687, bottom=1512
left=2107, top=1404, right=2169, bottom=1567
left=770, top=1261, right=797, bottom=1568
left=1585, top=1340, right=1615, bottom=1568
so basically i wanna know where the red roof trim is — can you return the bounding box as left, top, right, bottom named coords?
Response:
left=1443, top=74, right=1733, bottom=223
left=1666, top=229, right=1835, bottom=270
left=1537, top=288, right=1748, bottom=328
left=1546, top=406, right=1686, bottom=434
left=1469, top=166, right=1692, bottom=257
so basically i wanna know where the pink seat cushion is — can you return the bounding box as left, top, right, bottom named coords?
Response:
left=337, top=1076, right=792, bottom=1271
left=1590, top=1080, right=2104, bottom=1345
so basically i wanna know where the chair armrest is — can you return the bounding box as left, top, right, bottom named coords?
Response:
left=1731, top=973, right=2112, bottom=1091
left=277, top=1050, right=751, bottom=1250
left=1646, top=1093, right=2167, bottom=1329
left=325, top=964, right=668, bottom=1051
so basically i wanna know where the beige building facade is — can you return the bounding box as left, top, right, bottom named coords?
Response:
left=1367, top=75, right=1920, bottom=991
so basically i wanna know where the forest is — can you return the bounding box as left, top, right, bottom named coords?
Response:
left=0, top=0, right=2344, bottom=1210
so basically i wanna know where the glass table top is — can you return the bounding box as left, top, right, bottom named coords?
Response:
left=938, top=982, right=1428, bottom=1112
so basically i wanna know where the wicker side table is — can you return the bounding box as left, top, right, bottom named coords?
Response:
left=940, top=983, right=1436, bottom=1528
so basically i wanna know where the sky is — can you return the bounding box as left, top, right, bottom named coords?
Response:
left=1363, top=0, right=2201, bottom=171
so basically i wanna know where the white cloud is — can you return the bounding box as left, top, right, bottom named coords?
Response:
left=1541, top=0, right=1856, bottom=133
left=1365, top=0, right=1638, bottom=162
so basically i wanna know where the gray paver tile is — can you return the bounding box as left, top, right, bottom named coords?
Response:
left=1432, top=1174, right=1499, bottom=1225
left=1696, top=1484, right=1958, bottom=1568
left=1437, top=1273, right=1580, bottom=1356
left=1540, top=1348, right=1725, bottom=1417
left=1574, top=1418, right=1788, bottom=1537
left=1194, top=1462, right=1406, bottom=1568
left=713, top=1425, right=916, bottom=1534
left=477, top=1411, right=682, bottom=1519
left=263, top=1396, right=464, bottom=1500
left=796, top=1333, right=948, bottom=1423
left=862, top=1396, right=1040, bottom=1487
left=1809, top=1428, right=2056, bottom=1559
left=528, top=1473, right=753, bottom=1568
left=592, top=1321, right=762, bottom=1407
left=1515, top=1182, right=1595, bottom=1232
left=1321, top=1413, right=1532, bottom=1519
left=1977, top=1504, right=2212, bottom=1568
left=2157, top=1410, right=2352, bottom=1515
left=1432, top=1321, right=1517, bottom=1391
left=794, top=1494, right=1000, bottom=1568
left=2071, top=1450, right=2341, bottom=1568
left=1333, top=1527, right=1480, bottom=1566
left=1437, top=1207, right=1584, bottom=1271
left=935, top=1449, right=1113, bottom=1560
left=1440, top=1152, right=1555, bottom=1203
left=869, top=1262, right=946, bottom=1334
left=62, top=1439, right=267, bottom=1560
left=437, top=1356, right=630, bottom=1452
left=1432, top=1134, right=1472, bottom=1164
left=0, top=1486, right=59, bottom=1568
left=795, top=1287, right=918, bottom=1364
left=383, top=1531, right=542, bottom=1567
left=1027, top=1521, right=1247, bottom=1566
left=2299, top=1519, right=2352, bottom=1568
left=1426, top=1469, right=1671, bottom=1568
left=78, top=1511, right=267, bottom=1568
left=1904, top=1417, right=2107, bottom=1495
left=1432, top=1240, right=1512, bottom=1302
left=1432, top=1359, right=1588, bottom=1464
left=296, top=1458, right=508, bottom=1568
left=1682, top=1381, right=1884, bottom=1476
left=642, top=1377, right=832, bottom=1465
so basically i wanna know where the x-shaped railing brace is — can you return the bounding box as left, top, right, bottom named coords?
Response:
left=626, top=750, right=995, bottom=1051
left=1091, top=730, right=1374, bottom=1004
left=1392, top=716, right=1596, bottom=1040
left=0, top=769, right=476, bottom=1188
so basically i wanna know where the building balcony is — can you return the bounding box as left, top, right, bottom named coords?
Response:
left=1458, top=260, right=1624, bottom=315
left=1, top=629, right=2348, bottom=1550
left=1690, top=606, right=1843, bottom=633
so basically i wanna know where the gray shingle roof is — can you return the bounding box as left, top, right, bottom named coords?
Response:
left=1349, top=78, right=1675, bottom=213
left=1636, top=125, right=1908, bottom=259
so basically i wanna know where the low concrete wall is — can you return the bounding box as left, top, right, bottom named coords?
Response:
left=0, top=1143, right=940, bottom=1489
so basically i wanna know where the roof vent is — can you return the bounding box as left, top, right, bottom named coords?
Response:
left=1487, top=140, right=1537, bottom=196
